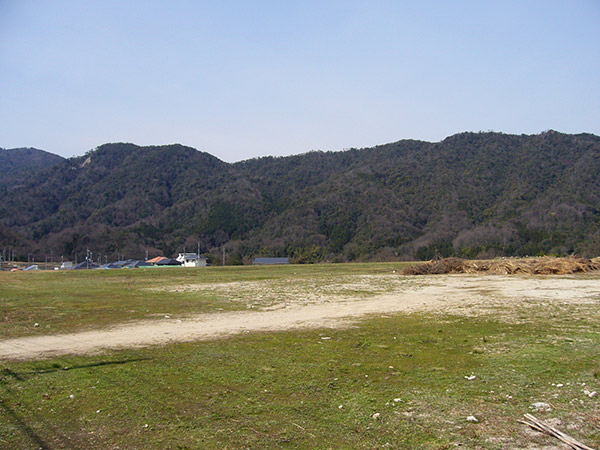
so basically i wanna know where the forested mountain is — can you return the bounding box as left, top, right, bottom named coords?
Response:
left=1, top=131, right=599, bottom=263
left=0, top=147, right=64, bottom=192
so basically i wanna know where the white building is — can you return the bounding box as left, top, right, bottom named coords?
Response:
left=176, top=253, right=208, bottom=267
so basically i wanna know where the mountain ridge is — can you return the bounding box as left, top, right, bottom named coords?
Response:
left=0, top=147, right=65, bottom=192
left=1, top=131, right=599, bottom=263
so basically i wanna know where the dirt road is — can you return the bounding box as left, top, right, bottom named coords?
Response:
left=1, top=275, right=598, bottom=360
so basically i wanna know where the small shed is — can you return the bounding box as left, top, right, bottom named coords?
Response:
left=123, top=260, right=152, bottom=269
left=106, top=260, right=128, bottom=269
left=155, top=258, right=182, bottom=266
left=176, top=253, right=208, bottom=267
left=252, top=257, right=290, bottom=265
left=72, top=261, right=100, bottom=270
left=147, top=256, right=168, bottom=264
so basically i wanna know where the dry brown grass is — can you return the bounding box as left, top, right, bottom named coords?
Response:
left=403, top=256, right=600, bottom=275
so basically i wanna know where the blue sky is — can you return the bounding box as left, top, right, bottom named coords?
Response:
left=1, top=1, right=599, bottom=162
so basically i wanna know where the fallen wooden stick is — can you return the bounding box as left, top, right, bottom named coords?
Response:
left=291, top=422, right=316, bottom=438
left=520, top=413, right=596, bottom=450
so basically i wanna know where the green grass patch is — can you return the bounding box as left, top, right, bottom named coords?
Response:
left=1, top=311, right=599, bottom=449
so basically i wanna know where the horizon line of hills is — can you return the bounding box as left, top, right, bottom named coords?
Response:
left=1, top=130, right=599, bottom=264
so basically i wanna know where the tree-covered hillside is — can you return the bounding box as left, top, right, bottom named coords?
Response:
left=0, top=147, right=64, bottom=193
left=1, top=131, right=599, bottom=263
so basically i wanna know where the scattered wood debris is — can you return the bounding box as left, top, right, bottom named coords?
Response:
left=402, top=257, right=600, bottom=275
left=520, top=414, right=596, bottom=450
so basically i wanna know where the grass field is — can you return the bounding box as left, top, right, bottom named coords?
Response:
left=1, top=264, right=599, bottom=449
left=0, top=263, right=409, bottom=339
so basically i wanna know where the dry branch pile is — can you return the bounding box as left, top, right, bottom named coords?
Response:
left=402, top=256, right=600, bottom=276
left=520, top=414, right=596, bottom=450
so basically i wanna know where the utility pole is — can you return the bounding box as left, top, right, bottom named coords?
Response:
left=222, top=246, right=225, bottom=266
left=145, top=249, right=149, bottom=261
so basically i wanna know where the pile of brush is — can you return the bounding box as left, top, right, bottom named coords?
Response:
left=402, top=256, right=600, bottom=275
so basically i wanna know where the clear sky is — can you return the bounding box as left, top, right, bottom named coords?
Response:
left=1, top=1, right=599, bottom=162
